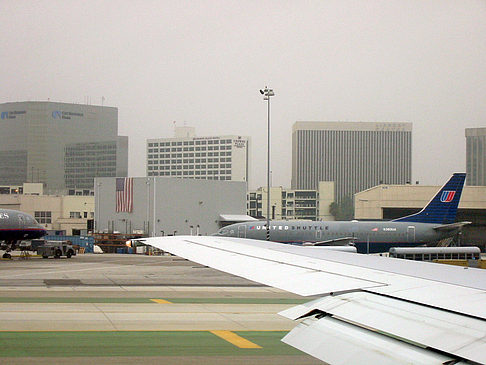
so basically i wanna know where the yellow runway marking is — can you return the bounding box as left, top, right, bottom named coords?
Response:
left=150, top=299, right=172, bottom=304
left=210, top=330, right=262, bottom=348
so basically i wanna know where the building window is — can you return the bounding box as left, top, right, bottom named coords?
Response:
left=35, top=211, right=52, bottom=224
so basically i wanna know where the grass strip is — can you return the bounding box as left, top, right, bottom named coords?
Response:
left=0, top=331, right=301, bottom=357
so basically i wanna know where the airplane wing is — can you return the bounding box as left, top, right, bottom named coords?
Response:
left=433, top=221, right=472, bottom=232
left=302, top=236, right=356, bottom=246
left=138, top=235, right=486, bottom=364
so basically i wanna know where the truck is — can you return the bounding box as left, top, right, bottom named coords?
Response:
left=37, top=241, right=76, bottom=259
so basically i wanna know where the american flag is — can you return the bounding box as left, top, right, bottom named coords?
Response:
left=116, top=177, right=133, bottom=213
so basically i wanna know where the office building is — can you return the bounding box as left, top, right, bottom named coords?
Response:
left=0, top=101, right=128, bottom=193
left=466, top=128, right=486, bottom=186
left=147, top=127, right=249, bottom=183
left=247, top=181, right=334, bottom=221
left=292, top=121, right=412, bottom=202
left=64, top=137, right=128, bottom=192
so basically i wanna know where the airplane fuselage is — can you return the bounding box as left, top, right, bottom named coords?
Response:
left=215, top=220, right=453, bottom=254
left=0, top=209, right=46, bottom=242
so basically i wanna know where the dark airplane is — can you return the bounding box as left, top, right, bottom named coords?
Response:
left=0, top=209, right=47, bottom=258
left=214, top=173, right=469, bottom=253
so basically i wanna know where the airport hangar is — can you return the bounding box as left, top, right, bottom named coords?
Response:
left=94, top=176, right=254, bottom=237
left=355, top=183, right=486, bottom=250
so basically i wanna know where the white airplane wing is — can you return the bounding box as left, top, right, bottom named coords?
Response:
left=139, top=235, right=486, bottom=364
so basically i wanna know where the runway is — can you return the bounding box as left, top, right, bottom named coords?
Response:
left=0, top=253, right=320, bottom=364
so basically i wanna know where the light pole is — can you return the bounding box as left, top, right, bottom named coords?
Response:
left=95, top=181, right=101, bottom=233
left=260, top=86, right=275, bottom=240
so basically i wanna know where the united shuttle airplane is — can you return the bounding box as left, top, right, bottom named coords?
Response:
left=214, top=173, right=468, bottom=253
left=0, top=209, right=46, bottom=258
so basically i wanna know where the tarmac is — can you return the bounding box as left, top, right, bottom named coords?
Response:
left=0, top=253, right=321, bottom=364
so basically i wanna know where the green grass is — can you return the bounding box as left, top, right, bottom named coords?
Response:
left=0, top=331, right=301, bottom=357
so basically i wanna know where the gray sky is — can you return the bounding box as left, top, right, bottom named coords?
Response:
left=1, top=0, right=485, bottom=188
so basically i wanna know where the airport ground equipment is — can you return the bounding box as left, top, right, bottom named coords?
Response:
left=37, top=241, right=76, bottom=259
left=94, top=232, right=145, bottom=253
left=44, top=235, right=94, bottom=253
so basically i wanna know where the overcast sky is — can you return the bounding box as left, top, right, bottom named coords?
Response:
left=1, top=0, right=485, bottom=188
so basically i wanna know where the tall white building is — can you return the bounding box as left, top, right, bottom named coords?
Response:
left=147, top=127, right=250, bottom=183
left=292, top=121, right=412, bottom=202
left=466, top=127, right=486, bottom=186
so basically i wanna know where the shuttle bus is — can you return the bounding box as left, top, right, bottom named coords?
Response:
left=389, top=246, right=480, bottom=261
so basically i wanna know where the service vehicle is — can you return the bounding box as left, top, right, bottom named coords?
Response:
left=37, top=241, right=76, bottom=259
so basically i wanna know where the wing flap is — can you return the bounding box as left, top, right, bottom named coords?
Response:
left=281, top=291, right=486, bottom=364
left=282, top=315, right=463, bottom=365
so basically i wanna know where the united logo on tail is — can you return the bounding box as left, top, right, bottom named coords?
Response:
left=440, top=191, right=456, bottom=203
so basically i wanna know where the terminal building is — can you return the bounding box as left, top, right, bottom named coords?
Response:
left=0, top=101, right=128, bottom=194
left=247, top=182, right=335, bottom=221
left=147, top=127, right=249, bottom=183
left=0, top=183, right=94, bottom=235
left=355, top=183, right=486, bottom=249
left=95, top=177, right=250, bottom=237
left=291, top=121, right=412, bottom=202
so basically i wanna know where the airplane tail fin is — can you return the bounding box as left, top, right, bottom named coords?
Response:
left=392, top=173, right=466, bottom=224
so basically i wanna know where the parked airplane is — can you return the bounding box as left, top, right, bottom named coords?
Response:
left=137, top=234, right=486, bottom=364
left=0, top=209, right=47, bottom=258
left=214, top=173, right=468, bottom=253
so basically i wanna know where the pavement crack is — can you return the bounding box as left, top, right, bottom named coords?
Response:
left=92, top=303, right=118, bottom=330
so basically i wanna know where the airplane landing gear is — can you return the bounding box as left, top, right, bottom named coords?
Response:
left=2, top=252, right=11, bottom=259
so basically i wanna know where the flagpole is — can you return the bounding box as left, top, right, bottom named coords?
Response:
left=152, top=177, right=156, bottom=237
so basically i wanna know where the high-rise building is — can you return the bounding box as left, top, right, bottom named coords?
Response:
left=0, top=101, right=128, bottom=193
left=466, top=127, right=486, bottom=186
left=292, top=121, right=412, bottom=202
left=147, top=127, right=249, bottom=183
